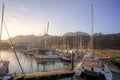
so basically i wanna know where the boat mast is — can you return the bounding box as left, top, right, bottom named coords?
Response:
left=0, top=4, right=4, bottom=61
left=44, top=27, right=46, bottom=49
left=80, top=35, right=82, bottom=50
left=47, top=22, right=49, bottom=36
left=44, top=22, right=49, bottom=49
left=90, top=3, right=94, bottom=56
left=47, top=22, right=49, bottom=49
left=0, top=4, right=4, bottom=40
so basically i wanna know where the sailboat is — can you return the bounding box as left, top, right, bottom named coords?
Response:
left=35, top=22, right=59, bottom=59
left=0, top=4, right=10, bottom=77
left=75, top=4, right=112, bottom=80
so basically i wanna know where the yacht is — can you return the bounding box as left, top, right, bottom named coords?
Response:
left=75, top=59, right=112, bottom=80
left=75, top=4, right=112, bottom=80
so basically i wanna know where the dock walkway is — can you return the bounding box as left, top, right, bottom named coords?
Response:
left=24, top=70, right=74, bottom=79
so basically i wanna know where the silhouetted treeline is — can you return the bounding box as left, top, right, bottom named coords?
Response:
left=93, top=34, right=120, bottom=49
left=3, top=33, right=120, bottom=50
left=38, top=33, right=120, bottom=50
left=40, top=35, right=90, bottom=49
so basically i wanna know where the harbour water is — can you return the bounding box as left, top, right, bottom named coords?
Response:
left=0, top=50, right=120, bottom=80
left=0, top=50, right=66, bottom=74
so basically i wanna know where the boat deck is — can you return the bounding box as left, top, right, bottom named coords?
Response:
left=82, top=59, right=103, bottom=68
left=0, top=61, right=9, bottom=76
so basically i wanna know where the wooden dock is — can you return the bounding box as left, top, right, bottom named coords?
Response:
left=16, top=60, right=81, bottom=79
left=16, top=70, right=74, bottom=79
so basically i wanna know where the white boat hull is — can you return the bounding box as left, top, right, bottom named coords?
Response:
left=75, top=59, right=112, bottom=80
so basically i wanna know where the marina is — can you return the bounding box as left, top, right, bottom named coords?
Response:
left=0, top=0, right=120, bottom=80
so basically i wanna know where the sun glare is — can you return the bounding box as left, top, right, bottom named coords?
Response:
left=1, top=25, right=8, bottom=40
left=1, top=20, right=21, bottom=40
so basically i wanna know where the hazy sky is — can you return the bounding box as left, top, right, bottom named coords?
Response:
left=0, top=0, right=120, bottom=40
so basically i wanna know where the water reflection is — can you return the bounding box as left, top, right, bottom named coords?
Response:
left=0, top=50, right=65, bottom=74
left=35, top=58, right=64, bottom=71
